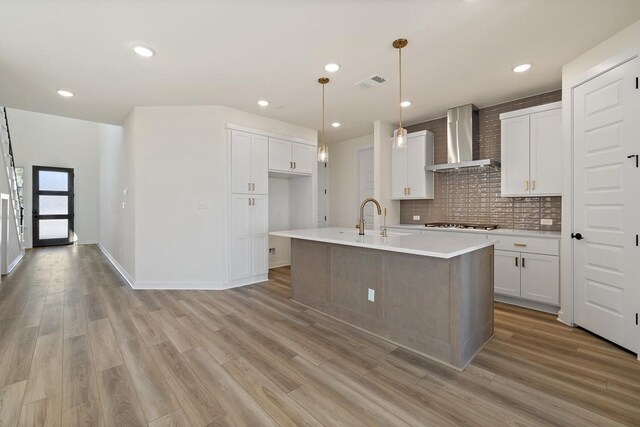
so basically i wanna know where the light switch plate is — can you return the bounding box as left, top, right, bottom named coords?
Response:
left=367, top=288, right=375, bottom=302
left=540, top=219, right=553, bottom=226
left=413, top=215, right=421, bottom=221
left=198, top=202, right=207, bottom=210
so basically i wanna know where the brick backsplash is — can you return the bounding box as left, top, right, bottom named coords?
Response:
left=401, top=90, right=562, bottom=232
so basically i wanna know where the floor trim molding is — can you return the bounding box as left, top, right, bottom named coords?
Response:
left=97, top=244, right=136, bottom=289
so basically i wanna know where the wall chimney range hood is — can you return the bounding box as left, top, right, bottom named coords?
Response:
left=425, top=104, right=500, bottom=172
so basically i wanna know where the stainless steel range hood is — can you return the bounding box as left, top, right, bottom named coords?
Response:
left=425, top=104, right=500, bottom=172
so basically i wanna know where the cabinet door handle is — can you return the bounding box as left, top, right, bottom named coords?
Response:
left=290, top=161, right=293, bottom=169
left=252, top=183, right=255, bottom=191
left=248, top=182, right=251, bottom=191
left=408, top=187, right=411, bottom=195
left=248, top=197, right=251, bottom=205
left=522, top=257, right=526, bottom=268
left=524, top=181, right=529, bottom=190
left=515, top=257, right=518, bottom=267
left=293, top=162, right=296, bottom=169
left=404, top=188, right=407, bottom=195
left=532, top=180, right=536, bottom=191
left=514, top=243, right=527, bottom=247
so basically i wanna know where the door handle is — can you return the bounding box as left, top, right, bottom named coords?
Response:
left=571, top=232, right=584, bottom=240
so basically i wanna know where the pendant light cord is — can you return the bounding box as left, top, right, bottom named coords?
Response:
left=322, top=82, right=325, bottom=147
left=398, top=46, right=403, bottom=129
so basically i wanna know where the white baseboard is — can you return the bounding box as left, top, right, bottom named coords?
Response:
left=98, top=244, right=267, bottom=290
left=269, top=261, right=291, bottom=269
left=97, top=244, right=135, bottom=289
left=7, top=251, right=24, bottom=274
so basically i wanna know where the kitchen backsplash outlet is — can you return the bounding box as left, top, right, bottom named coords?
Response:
left=401, top=90, right=562, bottom=232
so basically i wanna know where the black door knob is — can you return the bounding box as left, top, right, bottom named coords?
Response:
left=571, top=233, right=584, bottom=240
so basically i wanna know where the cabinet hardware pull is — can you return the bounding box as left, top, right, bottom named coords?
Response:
left=252, top=183, right=255, bottom=191
left=524, top=181, right=529, bottom=190
left=290, top=161, right=293, bottom=169
left=532, top=180, right=536, bottom=190
left=522, top=257, right=526, bottom=268
left=515, top=257, right=518, bottom=267
left=248, top=197, right=251, bottom=205
left=293, top=162, right=296, bottom=169
left=248, top=182, right=251, bottom=191
left=408, top=187, right=411, bottom=195
left=514, top=243, right=526, bottom=247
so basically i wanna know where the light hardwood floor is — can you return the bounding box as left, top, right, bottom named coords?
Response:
left=0, top=245, right=638, bottom=426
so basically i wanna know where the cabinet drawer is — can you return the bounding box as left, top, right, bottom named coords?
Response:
left=493, top=235, right=559, bottom=256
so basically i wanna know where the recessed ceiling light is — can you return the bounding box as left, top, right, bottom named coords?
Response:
left=324, top=63, right=340, bottom=73
left=400, top=100, right=412, bottom=108
left=132, top=45, right=155, bottom=57
left=331, top=122, right=341, bottom=128
left=512, top=63, right=532, bottom=73
left=257, top=100, right=269, bottom=107
left=57, top=90, right=74, bottom=97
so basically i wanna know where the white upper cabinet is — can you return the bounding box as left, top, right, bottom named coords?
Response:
left=391, top=130, right=435, bottom=200
left=268, top=138, right=315, bottom=175
left=231, top=130, right=268, bottom=194
left=500, top=102, right=562, bottom=197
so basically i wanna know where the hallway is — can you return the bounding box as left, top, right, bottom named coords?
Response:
left=0, top=245, right=637, bottom=426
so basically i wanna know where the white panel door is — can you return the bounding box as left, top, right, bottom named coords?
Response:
left=501, top=115, right=531, bottom=196
left=494, top=250, right=521, bottom=297
left=251, top=195, right=269, bottom=276
left=251, top=134, right=269, bottom=194
left=269, top=138, right=292, bottom=172
left=406, top=134, right=426, bottom=198
left=231, top=131, right=252, bottom=194
left=520, top=253, right=559, bottom=305
left=230, top=194, right=252, bottom=280
left=291, top=143, right=314, bottom=175
left=391, top=144, right=408, bottom=199
left=530, top=108, right=562, bottom=196
left=573, top=57, right=640, bottom=353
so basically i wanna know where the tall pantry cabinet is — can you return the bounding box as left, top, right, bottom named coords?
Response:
left=229, top=130, right=269, bottom=282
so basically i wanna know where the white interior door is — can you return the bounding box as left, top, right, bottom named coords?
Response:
left=231, top=131, right=252, bottom=194
left=573, top=57, right=640, bottom=354
left=357, top=148, right=375, bottom=228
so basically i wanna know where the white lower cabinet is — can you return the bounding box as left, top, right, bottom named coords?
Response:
left=230, top=194, right=268, bottom=281
left=494, top=250, right=521, bottom=297
left=494, top=249, right=559, bottom=305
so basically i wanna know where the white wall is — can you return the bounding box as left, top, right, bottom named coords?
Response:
left=559, top=19, right=640, bottom=326
left=8, top=109, right=101, bottom=248
left=127, top=105, right=316, bottom=288
left=268, top=177, right=291, bottom=268
left=327, top=134, right=374, bottom=227
left=373, top=120, right=400, bottom=229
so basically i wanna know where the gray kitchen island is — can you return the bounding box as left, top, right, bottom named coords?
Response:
left=269, top=227, right=496, bottom=370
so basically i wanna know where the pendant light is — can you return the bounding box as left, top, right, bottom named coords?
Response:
left=317, top=77, right=330, bottom=163
left=392, top=38, right=408, bottom=149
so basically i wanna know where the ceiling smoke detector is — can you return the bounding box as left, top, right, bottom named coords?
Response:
left=355, top=75, right=386, bottom=89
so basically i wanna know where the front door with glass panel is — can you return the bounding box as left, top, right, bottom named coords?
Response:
left=32, top=166, right=74, bottom=247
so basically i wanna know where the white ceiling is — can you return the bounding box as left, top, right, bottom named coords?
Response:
left=1, top=0, right=640, bottom=142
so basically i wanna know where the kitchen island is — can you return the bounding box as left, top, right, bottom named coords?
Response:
left=269, top=227, right=496, bottom=370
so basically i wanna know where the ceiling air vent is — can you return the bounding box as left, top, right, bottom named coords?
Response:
left=356, top=75, right=386, bottom=89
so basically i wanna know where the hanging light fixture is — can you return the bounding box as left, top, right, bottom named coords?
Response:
left=317, top=77, right=330, bottom=163
left=392, top=38, right=408, bottom=149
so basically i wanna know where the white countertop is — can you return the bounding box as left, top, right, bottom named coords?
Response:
left=269, top=227, right=496, bottom=259
left=387, top=224, right=561, bottom=239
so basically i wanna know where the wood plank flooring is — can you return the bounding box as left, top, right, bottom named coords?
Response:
left=0, top=245, right=637, bottom=426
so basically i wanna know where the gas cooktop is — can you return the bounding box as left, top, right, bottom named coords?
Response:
left=424, top=222, right=499, bottom=231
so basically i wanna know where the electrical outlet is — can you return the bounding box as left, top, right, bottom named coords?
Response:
left=413, top=215, right=421, bottom=221
left=269, top=248, right=276, bottom=255
left=540, top=219, right=553, bottom=226
left=367, top=288, right=375, bottom=302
